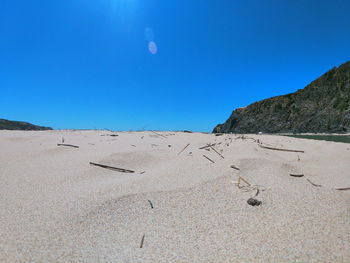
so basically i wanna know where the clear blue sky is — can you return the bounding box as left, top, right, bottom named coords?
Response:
left=1, top=0, right=349, bottom=131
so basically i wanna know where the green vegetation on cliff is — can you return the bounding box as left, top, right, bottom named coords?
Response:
left=213, top=61, right=350, bottom=134
left=0, top=119, right=52, bottom=131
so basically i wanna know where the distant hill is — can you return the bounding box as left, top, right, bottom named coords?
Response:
left=213, top=61, right=350, bottom=134
left=0, top=119, right=53, bottom=131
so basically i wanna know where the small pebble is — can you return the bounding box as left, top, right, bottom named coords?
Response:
left=247, top=198, right=262, bottom=206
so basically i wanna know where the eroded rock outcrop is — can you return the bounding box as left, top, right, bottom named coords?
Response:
left=213, top=61, right=350, bottom=134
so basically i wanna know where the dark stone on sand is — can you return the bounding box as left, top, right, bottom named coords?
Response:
left=247, top=198, right=262, bottom=206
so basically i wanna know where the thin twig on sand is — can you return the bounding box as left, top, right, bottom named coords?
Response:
left=253, top=188, right=260, bottom=198
left=306, top=179, right=322, bottom=187
left=140, top=234, right=145, bottom=248
left=148, top=200, right=154, bottom=209
left=101, top=134, right=118, bottom=137
left=234, top=174, right=265, bottom=206
left=230, top=164, right=240, bottom=171
left=151, top=131, right=167, bottom=139
left=89, top=162, right=135, bottom=173
left=237, top=176, right=251, bottom=187
left=235, top=176, right=266, bottom=194
left=198, top=143, right=216, bottom=150
left=290, top=173, right=304, bottom=178
left=178, top=143, right=190, bottom=155
left=210, top=146, right=224, bottom=159
left=335, top=187, right=350, bottom=191
left=57, top=144, right=79, bottom=148
left=203, top=155, right=215, bottom=163
left=259, top=144, right=304, bottom=153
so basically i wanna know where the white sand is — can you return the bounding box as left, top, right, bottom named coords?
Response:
left=0, top=130, right=349, bottom=262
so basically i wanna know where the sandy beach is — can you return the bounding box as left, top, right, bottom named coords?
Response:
left=0, top=130, right=349, bottom=262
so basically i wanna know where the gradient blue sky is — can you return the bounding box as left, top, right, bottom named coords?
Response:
left=1, top=0, right=350, bottom=131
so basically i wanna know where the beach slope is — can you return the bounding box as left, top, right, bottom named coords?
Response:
left=0, top=130, right=349, bottom=262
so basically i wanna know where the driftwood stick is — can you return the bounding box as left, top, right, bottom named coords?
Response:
left=140, top=234, right=145, bottom=248
left=178, top=143, right=190, bottom=155
left=259, top=144, right=304, bottom=153
left=102, top=134, right=118, bottom=137
left=290, top=173, right=304, bottom=178
left=148, top=200, right=154, bottom=209
left=57, top=144, right=79, bottom=148
left=306, top=179, right=322, bottom=187
left=150, top=130, right=167, bottom=139
left=203, top=155, right=215, bottom=163
left=335, top=187, right=350, bottom=191
left=198, top=143, right=216, bottom=150
left=253, top=188, right=260, bottom=198
left=230, top=164, right=240, bottom=171
left=238, top=176, right=251, bottom=186
left=89, top=162, right=135, bottom=173
left=210, top=146, right=224, bottom=159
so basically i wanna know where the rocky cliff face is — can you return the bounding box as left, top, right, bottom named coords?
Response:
left=213, top=61, right=350, bottom=134
left=0, top=119, right=52, bottom=130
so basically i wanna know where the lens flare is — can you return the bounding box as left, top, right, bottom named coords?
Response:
left=148, top=41, right=158, bottom=55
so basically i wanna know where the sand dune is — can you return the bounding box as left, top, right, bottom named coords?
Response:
left=0, top=130, right=349, bottom=262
